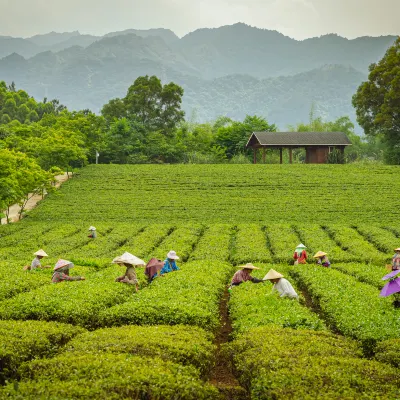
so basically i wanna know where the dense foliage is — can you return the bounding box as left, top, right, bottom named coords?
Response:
left=353, top=37, right=400, bottom=164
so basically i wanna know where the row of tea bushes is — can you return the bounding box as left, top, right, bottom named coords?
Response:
left=226, top=327, right=400, bottom=399
left=228, top=265, right=325, bottom=334
left=0, top=320, right=84, bottom=383
left=289, top=265, right=400, bottom=353
left=2, top=354, right=219, bottom=400
left=100, top=261, right=235, bottom=331
left=230, top=224, right=273, bottom=265
left=64, top=325, right=216, bottom=377
left=190, top=224, right=232, bottom=261
left=0, top=267, right=134, bottom=329
left=332, top=263, right=385, bottom=288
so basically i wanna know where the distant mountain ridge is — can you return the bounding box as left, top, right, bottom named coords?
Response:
left=0, top=23, right=397, bottom=129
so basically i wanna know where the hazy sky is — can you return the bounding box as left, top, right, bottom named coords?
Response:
left=0, top=0, right=399, bottom=39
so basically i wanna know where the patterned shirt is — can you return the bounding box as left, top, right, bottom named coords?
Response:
left=160, top=260, right=179, bottom=275
left=316, top=256, right=330, bottom=267
left=392, top=254, right=400, bottom=270
left=231, top=269, right=253, bottom=285
left=31, top=256, right=41, bottom=270
left=115, top=266, right=138, bottom=285
left=293, top=250, right=307, bottom=264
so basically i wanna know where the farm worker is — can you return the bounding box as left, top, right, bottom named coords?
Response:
left=313, top=251, right=331, bottom=267
left=293, top=243, right=307, bottom=265
left=263, top=269, right=299, bottom=299
left=24, top=249, right=51, bottom=270
left=145, top=258, right=164, bottom=282
left=88, top=226, right=97, bottom=239
left=52, top=259, right=85, bottom=283
left=230, top=263, right=264, bottom=288
left=391, top=248, right=400, bottom=271
left=159, top=251, right=180, bottom=276
left=113, top=252, right=145, bottom=293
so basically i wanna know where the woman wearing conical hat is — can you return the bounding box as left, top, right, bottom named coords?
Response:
left=24, top=249, right=51, bottom=271
left=230, top=263, right=264, bottom=288
left=293, top=243, right=307, bottom=265
left=263, top=269, right=298, bottom=299
left=88, top=226, right=97, bottom=239
left=313, top=251, right=331, bottom=267
left=52, top=260, right=85, bottom=283
left=113, top=252, right=146, bottom=293
left=391, top=248, right=400, bottom=271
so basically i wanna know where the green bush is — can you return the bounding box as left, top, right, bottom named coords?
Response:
left=0, top=320, right=84, bottom=383
left=289, top=265, right=400, bottom=353
left=100, top=261, right=234, bottom=331
left=2, top=354, right=219, bottom=399
left=229, top=267, right=325, bottom=335
left=65, top=325, right=216, bottom=377
left=0, top=268, right=133, bottom=329
left=374, top=338, right=400, bottom=367
left=227, top=326, right=400, bottom=400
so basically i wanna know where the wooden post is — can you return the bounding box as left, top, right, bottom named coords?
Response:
left=262, top=148, right=266, bottom=164
left=289, top=148, right=293, bottom=164
left=280, top=148, right=283, bottom=164
left=253, top=148, right=257, bottom=164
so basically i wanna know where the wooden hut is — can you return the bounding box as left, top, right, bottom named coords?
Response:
left=246, top=132, right=352, bottom=164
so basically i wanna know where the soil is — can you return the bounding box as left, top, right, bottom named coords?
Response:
left=1, top=173, right=69, bottom=225
left=209, top=288, right=249, bottom=400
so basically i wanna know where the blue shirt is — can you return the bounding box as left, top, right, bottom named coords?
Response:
left=160, top=259, right=179, bottom=275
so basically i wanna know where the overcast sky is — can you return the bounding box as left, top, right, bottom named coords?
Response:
left=0, top=0, right=399, bottom=39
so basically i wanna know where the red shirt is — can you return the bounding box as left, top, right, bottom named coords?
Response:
left=293, top=250, right=307, bottom=264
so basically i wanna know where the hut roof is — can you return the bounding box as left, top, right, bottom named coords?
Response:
left=246, top=132, right=352, bottom=147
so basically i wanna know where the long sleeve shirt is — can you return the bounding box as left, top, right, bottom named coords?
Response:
left=293, top=250, right=307, bottom=264
left=160, top=260, right=179, bottom=275
left=316, top=256, right=331, bottom=267
left=272, top=278, right=298, bottom=299
left=392, top=254, right=400, bottom=270
left=115, top=266, right=138, bottom=285
left=31, top=256, right=41, bottom=270
left=52, top=272, right=82, bottom=283
left=231, top=270, right=263, bottom=286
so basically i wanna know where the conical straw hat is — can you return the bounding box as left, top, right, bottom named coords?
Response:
left=296, top=243, right=306, bottom=249
left=394, top=248, right=400, bottom=252
left=34, top=249, right=48, bottom=257
left=237, top=263, right=260, bottom=270
left=88, top=226, right=96, bottom=231
left=313, top=251, right=327, bottom=258
left=54, top=259, right=74, bottom=271
left=263, top=269, right=284, bottom=280
left=112, top=252, right=145, bottom=266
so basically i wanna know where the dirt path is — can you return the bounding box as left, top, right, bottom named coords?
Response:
left=209, top=288, right=248, bottom=400
left=1, top=173, right=69, bottom=225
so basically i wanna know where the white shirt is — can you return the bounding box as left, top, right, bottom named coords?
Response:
left=31, top=256, right=41, bottom=269
left=272, top=278, right=298, bottom=299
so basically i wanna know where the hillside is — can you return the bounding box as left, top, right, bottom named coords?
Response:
left=0, top=24, right=396, bottom=126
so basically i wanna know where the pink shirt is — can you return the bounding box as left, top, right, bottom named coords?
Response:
left=231, top=269, right=253, bottom=285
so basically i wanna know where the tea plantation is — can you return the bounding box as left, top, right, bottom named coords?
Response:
left=1, top=164, right=400, bottom=399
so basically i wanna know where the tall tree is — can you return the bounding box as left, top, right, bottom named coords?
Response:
left=352, top=37, right=400, bottom=163
left=102, top=75, right=185, bottom=134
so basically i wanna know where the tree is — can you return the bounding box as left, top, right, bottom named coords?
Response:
left=352, top=37, right=400, bottom=164
left=102, top=75, right=185, bottom=134
left=216, top=115, right=277, bottom=159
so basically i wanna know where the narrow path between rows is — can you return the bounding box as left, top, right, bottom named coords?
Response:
left=209, top=287, right=248, bottom=400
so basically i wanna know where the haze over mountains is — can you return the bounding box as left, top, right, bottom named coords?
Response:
left=0, top=23, right=397, bottom=129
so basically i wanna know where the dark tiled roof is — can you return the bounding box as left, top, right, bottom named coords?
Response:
left=247, top=132, right=352, bottom=147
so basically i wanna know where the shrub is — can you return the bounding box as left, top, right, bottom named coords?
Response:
left=65, top=325, right=215, bottom=377
left=2, top=354, right=219, bottom=399
left=227, top=326, right=400, bottom=400
left=0, top=320, right=84, bottom=383
left=374, top=338, right=400, bottom=367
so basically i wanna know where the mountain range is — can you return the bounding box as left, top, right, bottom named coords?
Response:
left=0, top=23, right=397, bottom=129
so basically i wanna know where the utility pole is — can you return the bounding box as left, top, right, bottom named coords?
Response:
left=96, top=151, right=99, bottom=165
